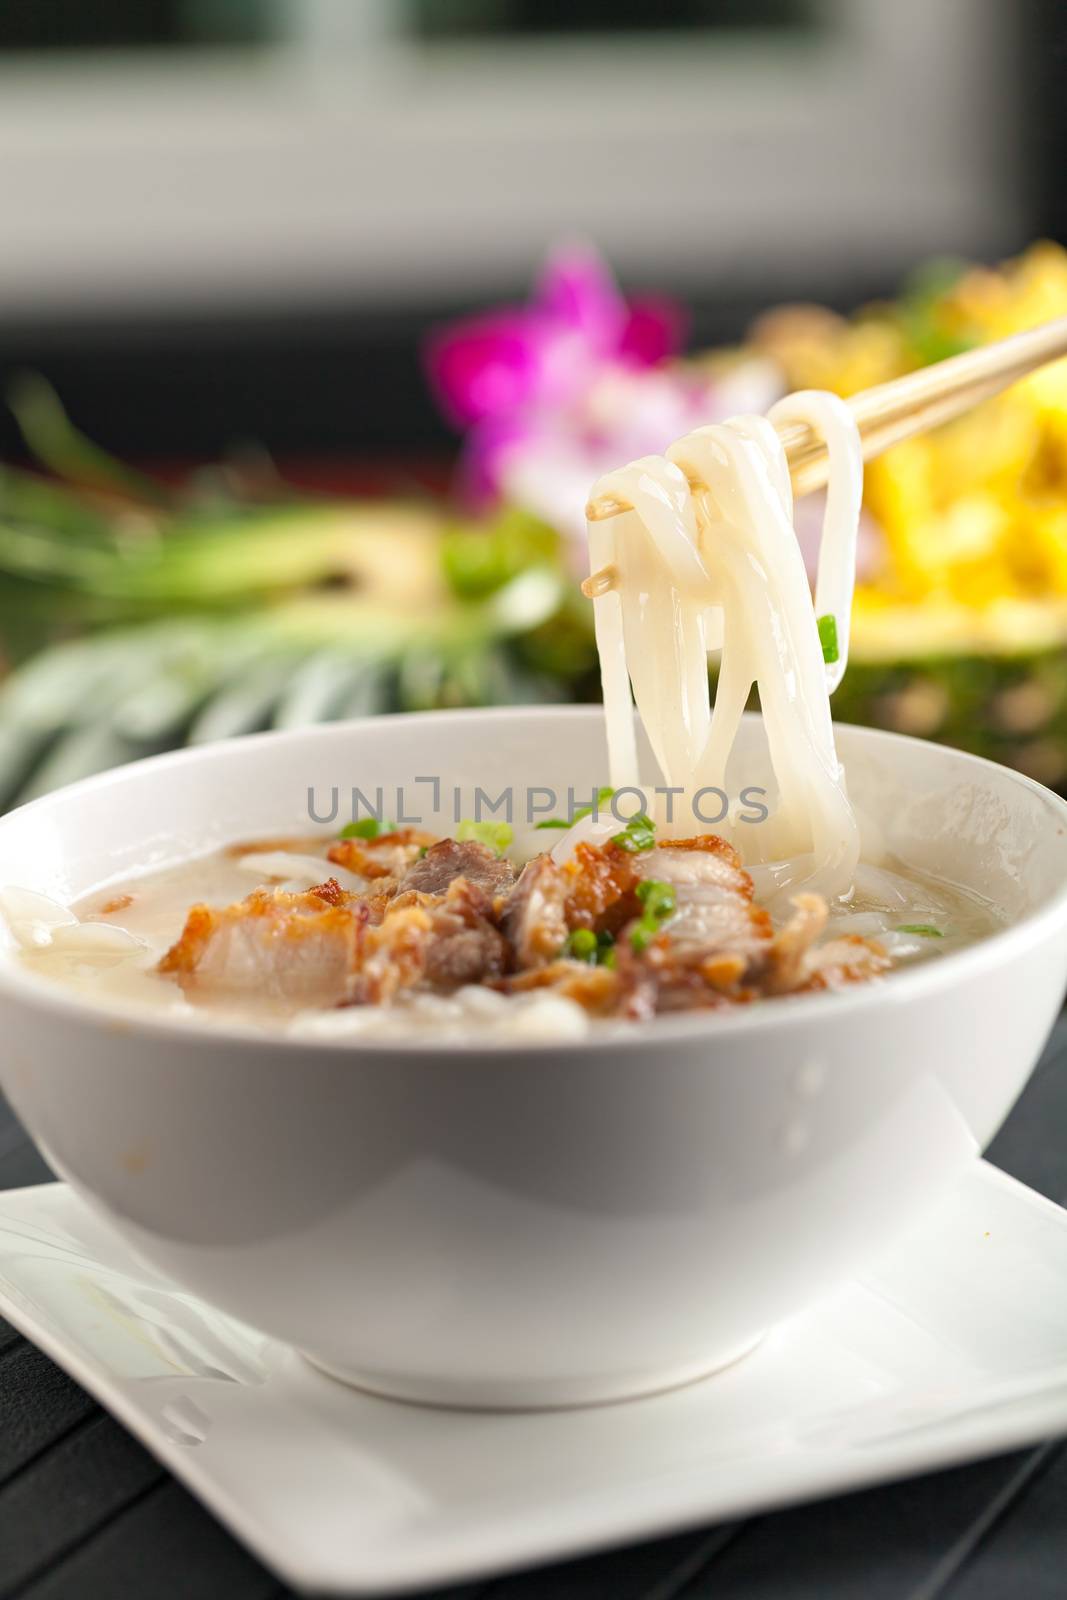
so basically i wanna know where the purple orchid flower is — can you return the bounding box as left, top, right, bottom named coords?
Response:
left=425, top=241, right=685, bottom=431
left=425, top=243, right=729, bottom=538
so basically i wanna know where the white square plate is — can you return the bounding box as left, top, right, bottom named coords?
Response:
left=2, top=1162, right=1067, bottom=1595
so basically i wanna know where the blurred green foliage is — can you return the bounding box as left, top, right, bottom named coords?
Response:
left=0, top=380, right=598, bottom=807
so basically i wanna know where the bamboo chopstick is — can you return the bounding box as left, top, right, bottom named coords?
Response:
left=581, top=315, right=1067, bottom=598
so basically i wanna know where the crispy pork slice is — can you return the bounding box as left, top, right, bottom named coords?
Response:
left=351, top=878, right=508, bottom=1004
left=619, top=837, right=887, bottom=1011
left=158, top=882, right=366, bottom=1003
left=350, top=905, right=433, bottom=1005
left=610, top=939, right=754, bottom=1020
left=496, top=959, right=621, bottom=1015
left=618, top=870, right=886, bottom=1012
left=500, top=856, right=571, bottom=967
left=398, top=838, right=516, bottom=900
left=762, top=894, right=828, bottom=992
left=501, top=842, right=641, bottom=967
left=643, top=836, right=774, bottom=964
left=794, top=933, right=893, bottom=991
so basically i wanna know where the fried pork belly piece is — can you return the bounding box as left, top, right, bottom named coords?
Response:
left=398, top=838, right=516, bottom=900
left=795, top=932, right=893, bottom=991
left=496, top=937, right=757, bottom=1022
left=497, top=959, right=621, bottom=1015
left=500, top=857, right=569, bottom=966
left=648, top=836, right=773, bottom=964
left=500, top=856, right=569, bottom=966
left=351, top=878, right=508, bottom=1004
left=610, top=940, right=754, bottom=1020
left=349, top=905, right=431, bottom=1005
left=158, top=880, right=366, bottom=1003
left=762, top=893, right=828, bottom=993
left=501, top=841, right=641, bottom=967
left=628, top=843, right=887, bottom=1008
left=617, top=886, right=887, bottom=1014
left=306, top=877, right=349, bottom=907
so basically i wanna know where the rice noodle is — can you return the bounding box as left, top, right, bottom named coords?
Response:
left=587, top=394, right=866, bottom=898
left=0, top=887, right=146, bottom=958
left=0, top=887, right=78, bottom=950
left=766, top=391, right=862, bottom=693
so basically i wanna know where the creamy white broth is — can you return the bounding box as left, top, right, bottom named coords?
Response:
left=4, top=837, right=1002, bottom=1037
left=9, top=844, right=598, bottom=1038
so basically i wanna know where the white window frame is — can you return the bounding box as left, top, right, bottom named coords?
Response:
left=0, top=0, right=1022, bottom=317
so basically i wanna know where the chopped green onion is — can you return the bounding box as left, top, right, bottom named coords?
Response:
left=894, top=923, right=943, bottom=938
left=565, top=927, right=598, bottom=962
left=456, top=818, right=513, bottom=855
left=536, top=787, right=615, bottom=829
left=611, top=812, right=656, bottom=853
left=635, top=879, right=674, bottom=914
left=629, top=878, right=676, bottom=951
left=563, top=926, right=616, bottom=965
left=340, top=817, right=395, bottom=841
left=817, top=613, right=839, bottom=666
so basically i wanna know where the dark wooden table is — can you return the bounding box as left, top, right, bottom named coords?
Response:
left=3, top=1021, right=1067, bottom=1600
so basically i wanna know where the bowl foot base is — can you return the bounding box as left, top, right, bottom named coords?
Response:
left=299, top=1333, right=764, bottom=1413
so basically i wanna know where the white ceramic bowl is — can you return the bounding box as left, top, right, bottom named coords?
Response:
left=0, top=708, right=1065, bottom=1408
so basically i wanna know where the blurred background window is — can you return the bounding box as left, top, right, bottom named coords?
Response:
left=0, top=1, right=818, bottom=49
left=0, top=1, right=264, bottom=50
left=408, top=2, right=814, bottom=37
left=0, top=0, right=1054, bottom=460
left=0, top=0, right=1024, bottom=312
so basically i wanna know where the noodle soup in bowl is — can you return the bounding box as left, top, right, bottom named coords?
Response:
left=0, top=706, right=1065, bottom=1408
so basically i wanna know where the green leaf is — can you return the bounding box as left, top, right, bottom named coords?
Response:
left=456, top=818, right=513, bottom=855
left=818, top=613, right=840, bottom=666
left=0, top=465, right=115, bottom=543
left=894, top=923, right=944, bottom=938
left=340, top=817, right=395, bottom=840
left=186, top=656, right=298, bottom=744
left=7, top=374, right=171, bottom=506
left=611, top=813, right=656, bottom=853
left=895, top=259, right=978, bottom=368
left=441, top=508, right=560, bottom=600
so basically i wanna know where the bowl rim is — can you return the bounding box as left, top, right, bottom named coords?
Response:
left=0, top=704, right=1065, bottom=1057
